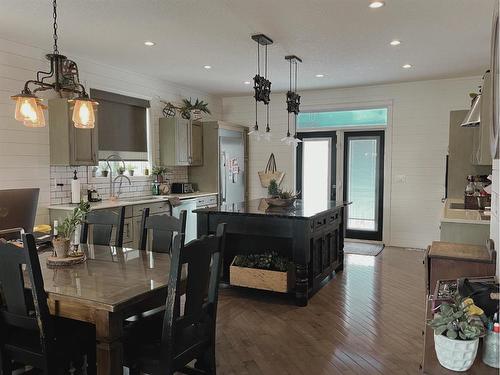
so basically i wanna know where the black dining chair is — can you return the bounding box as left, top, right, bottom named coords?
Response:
left=0, top=233, right=96, bottom=374
left=124, top=223, right=227, bottom=375
left=138, top=208, right=187, bottom=253
left=80, top=206, right=125, bottom=247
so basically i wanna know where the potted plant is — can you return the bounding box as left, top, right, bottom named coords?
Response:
left=53, top=201, right=90, bottom=258
left=127, top=164, right=135, bottom=177
left=151, top=165, right=168, bottom=183
left=180, top=98, right=211, bottom=120
left=117, top=166, right=126, bottom=175
left=265, top=179, right=298, bottom=207
left=100, top=165, right=109, bottom=178
left=428, top=294, right=486, bottom=371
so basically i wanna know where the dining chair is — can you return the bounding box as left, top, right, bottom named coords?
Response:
left=124, top=223, right=227, bottom=375
left=0, top=233, right=96, bottom=375
left=80, top=206, right=125, bottom=247
left=138, top=208, right=187, bottom=252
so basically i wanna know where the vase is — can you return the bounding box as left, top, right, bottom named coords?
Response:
left=52, top=238, right=70, bottom=258
left=434, top=333, right=479, bottom=371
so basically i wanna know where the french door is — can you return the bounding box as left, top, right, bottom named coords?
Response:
left=343, top=131, right=384, bottom=240
left=296, top=132, right=336, bottom=205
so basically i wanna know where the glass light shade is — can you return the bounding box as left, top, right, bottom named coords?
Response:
left=23, top=102, right=46, bottom=128
left=72, top=99, right=96, bottom=129
left=14, top=96, right=39, bottom=124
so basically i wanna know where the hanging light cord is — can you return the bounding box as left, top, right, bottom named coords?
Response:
left=254, top=40, right=259, bottom=130
left=286, top=59, right=292, bottom=137
left=52, top=0, right=59, bottom=54
left=294, top=60, right=298, bottom=137
left=265, top=44, right=270, bottom=132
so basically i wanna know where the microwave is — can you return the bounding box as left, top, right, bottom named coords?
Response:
left=171, top=183, right=195, bottom=194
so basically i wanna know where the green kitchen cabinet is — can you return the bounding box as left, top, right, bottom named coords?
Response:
left=159, top=117, right=203, bottom=166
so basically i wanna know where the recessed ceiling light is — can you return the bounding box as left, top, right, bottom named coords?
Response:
left=369, top=1, right=385, bottom=8
left=244, top=81, right=251, bottom=85
left=402, top=64, right=413, bottom=69
left=144, top=41, right=155, bottom=46
left=203, top=65, right=212, bottom=70
left=390, top=40, right=401, bottom=46
left=315, top=74, right=325, bottom=78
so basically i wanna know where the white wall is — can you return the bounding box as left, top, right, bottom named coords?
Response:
left=222, top=76, right=481, bottom=249
left=0, top=37, right=222, bottom=225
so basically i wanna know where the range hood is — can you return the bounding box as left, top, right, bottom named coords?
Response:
left=460, top=93, right=481, bottom=128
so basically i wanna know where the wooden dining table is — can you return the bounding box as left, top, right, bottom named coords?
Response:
left=37, top=244, right=172, bottom=375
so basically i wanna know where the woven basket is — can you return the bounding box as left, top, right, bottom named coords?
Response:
left=258, top=153, right=285, bottom=188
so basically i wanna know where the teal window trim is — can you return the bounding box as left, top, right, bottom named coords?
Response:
left=297, top=107, right=388, bottom=130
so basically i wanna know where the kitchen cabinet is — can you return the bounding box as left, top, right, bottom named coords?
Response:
left=472, top=70, right=493, bottom=165
left=49, top=98, right=98, bottom=166
left=159, top=117, right=203, bottom=166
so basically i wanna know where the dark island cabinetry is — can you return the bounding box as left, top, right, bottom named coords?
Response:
left=195, top=199, right=348, bottom=306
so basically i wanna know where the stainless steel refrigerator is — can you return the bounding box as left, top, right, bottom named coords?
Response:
left=189, top=121, right=247, bottom=205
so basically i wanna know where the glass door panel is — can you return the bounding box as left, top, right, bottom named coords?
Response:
left=344, top=132, right=384, bottom=240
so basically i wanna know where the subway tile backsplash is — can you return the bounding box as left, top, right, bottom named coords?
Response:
left=49, top=166, right=188, bottom=205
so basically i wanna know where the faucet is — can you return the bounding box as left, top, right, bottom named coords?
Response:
left=113, top=175, right=132, bottom=199
left=105, top=154, right=127, bottom=199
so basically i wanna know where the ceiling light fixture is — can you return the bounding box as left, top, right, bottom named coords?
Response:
left=369, top=1, right=385, bottom=8
left=249, top=34, right=273, bottom=141
left=315, top=74, right=325, bottom=78
left=281, top=55, right=302, bottom=146
left=402, top=64, right=413, bottom=69
left=144, top=41, right=155, bottom=46
left=203, top=65, right=212, bottom=69
left=11, top=0, right=97, bottom=129
left=390, top=40, right=401, bottom=46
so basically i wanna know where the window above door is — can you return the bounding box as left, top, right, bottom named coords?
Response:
left=297, top=108, right=388, bottom=130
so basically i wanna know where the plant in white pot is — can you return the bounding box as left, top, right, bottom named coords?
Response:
left=53, top=201, right=89, bottom=258
left=428, top=294, right=486, bottom=371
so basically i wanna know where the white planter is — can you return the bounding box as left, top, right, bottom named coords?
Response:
left=434, top=333, right=479, bottom=371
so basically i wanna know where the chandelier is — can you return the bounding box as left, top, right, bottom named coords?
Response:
left=11, top=0, right=98, bottom=128
left=249, top=34, right=273, bottom=141
left=281, top=55, right=302, bottom=146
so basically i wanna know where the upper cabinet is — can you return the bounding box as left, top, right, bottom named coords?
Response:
left=49, top=99, right=98, bottom=166
left=472, top=70, right=493, bottom=166
left=159, top=117, right=203, bottom=166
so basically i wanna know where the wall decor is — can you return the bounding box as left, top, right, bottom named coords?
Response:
left=10, top=0, right=98, bottom=129
left=161, top=98, right=210, bottom=120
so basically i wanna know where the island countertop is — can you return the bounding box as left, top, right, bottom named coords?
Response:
left=194, top=198, right=350, bottom=219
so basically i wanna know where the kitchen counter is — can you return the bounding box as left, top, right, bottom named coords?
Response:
left=441, top=198, right=490, bottom=225
left=48, top=192, right=217, bottom=211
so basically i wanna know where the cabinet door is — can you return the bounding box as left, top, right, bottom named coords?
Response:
left=122, top=217, right=134, bottom=246
left=70, top=126, right=98, bottom=166
left=190, top=121, right=203, bottom=166
left=175, top=118, right=190, bottom=166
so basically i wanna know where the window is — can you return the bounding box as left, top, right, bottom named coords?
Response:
left=297, top=108, right=388, bottom=130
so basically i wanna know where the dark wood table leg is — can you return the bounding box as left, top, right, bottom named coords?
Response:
left=95, top=310, right=123, bottom=375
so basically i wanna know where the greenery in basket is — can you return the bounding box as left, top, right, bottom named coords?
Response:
left=180, top=98, right=211, bottom=120
left=151, top=165, right=169, bottom=176
left=267, top=179, right=298, bottom=199
left=56, top=201, right=90, bottom=240
left=233, top=251, right=290, bottom=272
left=428, top=294, right=486, bottom=340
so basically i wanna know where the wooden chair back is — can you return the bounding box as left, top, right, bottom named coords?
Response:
left=80, top=206, right=125, bottom=247
left=159, top=223, right=226, bottom=370
left=0, top=233, right=54, bottom=368
left=138, top=208, right=187, bottom=253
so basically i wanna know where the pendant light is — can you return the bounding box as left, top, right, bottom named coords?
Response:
left=249, top=34, right=273, bottom=141
left=281, top=55, right=302, bottom=146
left=11, top=0, right=98, bottom=129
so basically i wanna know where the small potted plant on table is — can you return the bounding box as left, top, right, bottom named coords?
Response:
left=52, top=201, right=89, bottom=258
left=127, top=164, right=135, bottom=177
left=100, top=165, right=109, bottom=178
left=117, top=166, right=126, bottom=175
left=265, top=179, right=298, bottom=208
left=428, top=294, right=486, bottom=371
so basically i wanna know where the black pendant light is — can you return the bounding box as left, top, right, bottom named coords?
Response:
left=281, top=55, right=302, bottom=145
left=249, top=34, right=273, bottom=141
left=11, top=0, right=98, bottom=129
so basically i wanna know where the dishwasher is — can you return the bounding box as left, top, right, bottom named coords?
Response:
left=171, top=195, right=218, bottom=243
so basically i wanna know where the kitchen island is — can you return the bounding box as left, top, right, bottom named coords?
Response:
left=195, top=199, right=349, bottom=306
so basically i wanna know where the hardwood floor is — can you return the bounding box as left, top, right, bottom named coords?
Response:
left=215, top=247, right=426, bottom=375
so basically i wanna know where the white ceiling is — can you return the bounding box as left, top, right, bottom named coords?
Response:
left=0, top=0, right=495, bottom=96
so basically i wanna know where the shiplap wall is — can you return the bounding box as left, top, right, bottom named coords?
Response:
left=0, top=37, right=222, bottom=226
left=491, top=159, right=499, bottom=274
left=222, top=76, right=481, bottom=249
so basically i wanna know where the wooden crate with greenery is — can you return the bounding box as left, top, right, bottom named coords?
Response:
left=229, top=252, right=294, bottom=293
